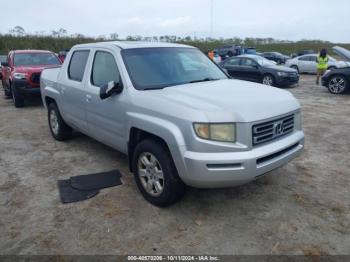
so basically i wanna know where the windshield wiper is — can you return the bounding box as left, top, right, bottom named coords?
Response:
left=189, top=78, right=219, bottom=83
left=143, top=87, right=165, bottom=91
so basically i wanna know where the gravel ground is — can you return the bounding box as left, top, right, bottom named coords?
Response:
left=0, top=75, right=349, bottom=256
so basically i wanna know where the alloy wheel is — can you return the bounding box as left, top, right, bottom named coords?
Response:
left=137, top=152, right=164, bottom=197
left=263, top=75, right=274, bottom=86
left=328, top=77, right=346, bottom=94
left=50, top=110, right=59, bottom=135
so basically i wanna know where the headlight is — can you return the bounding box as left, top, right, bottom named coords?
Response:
left=277, top=71, right=288, bottom=77
left=193, top=123, right=236, bottom=142
left=13, top=73, right=28, bottom=80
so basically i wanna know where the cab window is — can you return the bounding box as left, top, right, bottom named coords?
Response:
left=91, top=51, right=120, bottom=87
left=68, top=50, right=90, bottom=82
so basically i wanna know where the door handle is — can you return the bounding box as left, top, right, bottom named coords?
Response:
left=86, top=94, right=92, bottom=103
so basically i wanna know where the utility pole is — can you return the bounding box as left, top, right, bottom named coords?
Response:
left=210, top=0, right=214, bottom=38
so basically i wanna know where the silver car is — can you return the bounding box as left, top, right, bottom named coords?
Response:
left=40, top=41, right=304, bottom=206
left=285, top=54, right=349, bottom=74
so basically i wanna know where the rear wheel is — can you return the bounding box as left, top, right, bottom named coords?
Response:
left=327, top=75, right=348, bottom=94
left=132, top=139, right=186, bottom=207
left=262, top=74, right=275, bottom=86
left=11, top=83, right=24, bottom=108
left=3, top=82, right=12, bottom=98
left=48, top=103, right=72, bottom=141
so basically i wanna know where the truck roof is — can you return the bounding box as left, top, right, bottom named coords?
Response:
left=73, top=41, right=195, bottom=50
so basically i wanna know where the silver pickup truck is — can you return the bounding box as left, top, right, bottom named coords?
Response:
left=40, top=41, right=304, bottom=206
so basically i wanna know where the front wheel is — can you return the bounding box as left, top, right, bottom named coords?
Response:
left=262, top=74, right=275, bottom=86
left=327, top=75, right=348, bottom=94
left=48, top=103, right=72, bottom=141
left=132, top=139, right=186, bottom=207
left=2, top=81, right=11, bottom=98
left=11, top=84, right=24, bottom=108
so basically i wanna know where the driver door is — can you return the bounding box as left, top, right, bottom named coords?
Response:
left=84, top=48, right=126, bottom=153
left=239, top=58, right=261, bottom=82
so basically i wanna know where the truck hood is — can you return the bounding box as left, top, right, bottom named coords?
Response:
left=147, top=79, right=300, bottom=122
left=14, top=65, right=61, bottom=74
left=332, top=46, right=350, bottom=62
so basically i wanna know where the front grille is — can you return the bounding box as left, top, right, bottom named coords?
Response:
left=252, top=114, right=294, bottom=146
left=30, top=72, right=41, bottom=84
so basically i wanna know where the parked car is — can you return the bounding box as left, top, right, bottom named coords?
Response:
left=298, top=50, right=314, bottom=57
left=58, top=49, right=70, bottom=62
left=285, top=54, right=349, bottom=74
left=322, top=46, right=350, bottom=94
left=216, top=45, right=256, bottom=58
left=0, top=55, right=7, bottom=81
left=262, top=52, right=289, bottom=64
left=219, top=54, right=299, bottom=87
left=216, top=45, right=241, bottom=57
left=1, top=50, right=62, bottom=107
left=40, top=41, right=304, bottom=206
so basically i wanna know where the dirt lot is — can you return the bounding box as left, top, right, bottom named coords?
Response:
left=0, top=75, right=349, bottom=255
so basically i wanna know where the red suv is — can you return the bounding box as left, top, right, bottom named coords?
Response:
left=1, top=50, right=62, bottom=107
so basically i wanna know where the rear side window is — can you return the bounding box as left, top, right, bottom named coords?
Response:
left=298, top=56, right=310, bottom=61
left=225, top=58, right=240, bottom=66
left=91, top=51, right=120, bottom=87
left=68, top=50, right=90, bottom=82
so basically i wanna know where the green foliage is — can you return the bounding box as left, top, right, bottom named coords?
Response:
left=1, top=34, right=350, bottom=56
left=0, top=35, right=101, bottom=54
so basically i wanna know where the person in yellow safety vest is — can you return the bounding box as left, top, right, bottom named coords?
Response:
left=316, top=48, right=329, bottom=85
left=208, top=50, right=214, bottom=60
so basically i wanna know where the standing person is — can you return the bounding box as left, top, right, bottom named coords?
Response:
left=316, top=48, right=329, bottom=85
left=208, top=50, right=214, bottom=60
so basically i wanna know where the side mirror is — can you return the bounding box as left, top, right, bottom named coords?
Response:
left=100, top=80, right=123, bottom=100
left=1, top=62, right=9, bottom=67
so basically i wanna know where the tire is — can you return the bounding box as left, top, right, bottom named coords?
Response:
left=48, top=102, right=72, bottom=141
left=327, top=75, right=348, bottom=94
left=11, top=83, right=24, bottom=108
left=3, top=82, right=12, bottom=98
left=132, top=139, right=186, bottom=207
left=291, top=65, right=299, bottom=73
left=262, top=74, right=276, bottom=86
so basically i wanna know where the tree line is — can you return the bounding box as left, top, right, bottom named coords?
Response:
left=1, top=26, right=350, bottom=56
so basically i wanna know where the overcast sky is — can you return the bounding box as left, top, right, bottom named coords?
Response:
left=1, top=0, right=349, bottom=42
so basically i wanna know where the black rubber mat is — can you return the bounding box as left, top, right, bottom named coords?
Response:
left=57, top=180, right=99, bottom=204
left=70, top=170, right=122, bottom=191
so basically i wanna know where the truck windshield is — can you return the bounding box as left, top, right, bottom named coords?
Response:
left=14, top=53, right=61, bottom=66
left=121, top=47, right=227, bottom=90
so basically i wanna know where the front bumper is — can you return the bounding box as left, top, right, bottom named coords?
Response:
left=180, top=131, right=304, bottom=188
left=321, top=76, right=329, bottom=87
left=13, top=79, right=41, bottom=96
left=275, top=75, right=300, bottom=87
